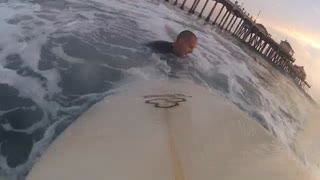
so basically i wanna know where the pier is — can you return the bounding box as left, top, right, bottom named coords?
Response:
left=164, top=0, right=311, bottom=90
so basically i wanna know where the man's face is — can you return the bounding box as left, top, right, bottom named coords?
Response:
left=176, top=38, right=198, bottom=58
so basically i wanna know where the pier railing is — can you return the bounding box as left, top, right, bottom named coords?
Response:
left=163, top=0, right=311, bottom=90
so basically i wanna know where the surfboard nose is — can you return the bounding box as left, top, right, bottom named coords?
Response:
left=27, top=80, right=312, bottom=180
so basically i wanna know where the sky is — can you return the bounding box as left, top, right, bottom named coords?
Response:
left=185, top=0, right=320, bottom=102
left=231, top=0, right=320, bottom=103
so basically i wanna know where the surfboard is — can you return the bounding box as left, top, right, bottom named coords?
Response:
left=27, top=80, right=311, bottom=180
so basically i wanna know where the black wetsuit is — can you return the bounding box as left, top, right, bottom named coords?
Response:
left=147, top=40, right=188, bottom=77
left=147, top=41, right=174, bottom=55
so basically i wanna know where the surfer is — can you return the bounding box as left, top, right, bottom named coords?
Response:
left=147, top=30, right=198, bottom=58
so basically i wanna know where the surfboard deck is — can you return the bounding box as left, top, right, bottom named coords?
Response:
left=27, top=80, right=311, bottom=180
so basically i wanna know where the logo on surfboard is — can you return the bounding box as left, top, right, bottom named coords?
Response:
left=143, top=94, right=191, bottom=108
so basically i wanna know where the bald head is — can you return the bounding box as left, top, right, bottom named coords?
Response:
left=173, top=30, right=198, bottom=58
left=176, top=30, right=197, bottom=42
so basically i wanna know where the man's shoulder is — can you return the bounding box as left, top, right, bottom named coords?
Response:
left=146, top=40, right=173, bottom=54
left=147, top=40, right=173, bottom=46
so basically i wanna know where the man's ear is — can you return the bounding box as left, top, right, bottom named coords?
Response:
left=175, top=38, right=182, bottom=45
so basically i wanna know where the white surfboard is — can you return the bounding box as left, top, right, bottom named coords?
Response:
left=27, top=80, right=311, bottom=180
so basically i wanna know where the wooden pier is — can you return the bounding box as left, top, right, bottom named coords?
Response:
left=164, top=0, right=311, bottom=90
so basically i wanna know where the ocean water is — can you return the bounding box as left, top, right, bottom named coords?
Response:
left=0, top=0, right=318, bottom=179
